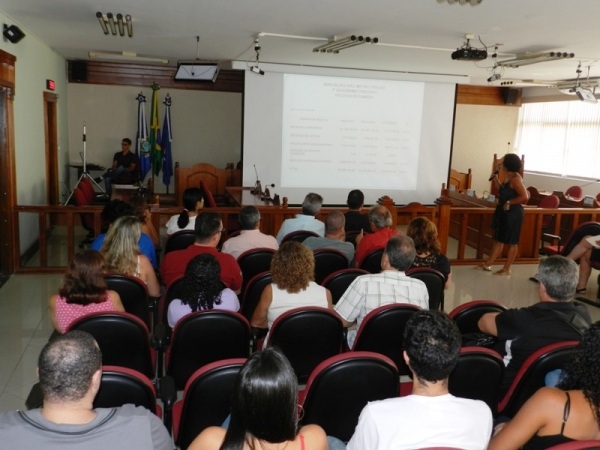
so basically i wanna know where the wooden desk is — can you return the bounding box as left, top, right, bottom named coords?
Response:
left=225, top=187, right=276, bottom=207
left=112, top=185, right=140, bottom=202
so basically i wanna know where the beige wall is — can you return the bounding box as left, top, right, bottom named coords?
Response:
left=67, top=84, right=242, bottom=193
left=451, top=104, right=520, bottom=195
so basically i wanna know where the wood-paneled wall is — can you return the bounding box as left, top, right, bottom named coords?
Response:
left=68, top=61, right=244, bottom=93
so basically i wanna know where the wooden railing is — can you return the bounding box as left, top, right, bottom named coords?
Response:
left=12, top=190, right=600, bottom=273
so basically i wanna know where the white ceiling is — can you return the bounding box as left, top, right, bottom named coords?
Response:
left=2, top=0, right=600, bottom=86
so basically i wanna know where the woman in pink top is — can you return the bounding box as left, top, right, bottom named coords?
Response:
left=49, top=250, right=125, bottom=333
left=167, top=253, right=240, bottom=327
left=189, top=348, right=327, bottom=450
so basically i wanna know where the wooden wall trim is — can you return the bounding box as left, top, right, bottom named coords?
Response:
left=456, top=84, right=522, bottom=107
left=68, top=61, right=244, bottom=93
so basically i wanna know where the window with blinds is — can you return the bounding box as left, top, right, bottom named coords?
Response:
left=515, top=100, right=600, bottom=179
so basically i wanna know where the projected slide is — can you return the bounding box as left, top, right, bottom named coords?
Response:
left=281, top=74, right=424, bottom=189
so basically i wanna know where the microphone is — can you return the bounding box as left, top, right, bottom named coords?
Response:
left=251, top=165, right=262, bottom=195
left=488, top=166, right=501, bottom=182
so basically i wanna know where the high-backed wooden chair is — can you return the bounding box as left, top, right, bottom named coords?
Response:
left=448, top=168, right=472, bottom=192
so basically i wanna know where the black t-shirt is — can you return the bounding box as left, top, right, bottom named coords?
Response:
left=495, top=301, right=591, bottom=398
left=411, top=252, right=451, bottom=279
left=114, top=151, right=139, bottom=169
left=345, top=211, right=371, bottom=234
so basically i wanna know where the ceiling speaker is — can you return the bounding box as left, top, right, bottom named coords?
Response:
left=3, top=25, right=25, bottom=44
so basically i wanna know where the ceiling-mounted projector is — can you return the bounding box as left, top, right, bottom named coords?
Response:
left=451, top=47, right=487, bottom=61
left=574, top=86, right=597, bottom=104
left=174, top=62, right=220, bottom=82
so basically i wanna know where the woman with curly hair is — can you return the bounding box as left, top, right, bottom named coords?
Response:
left=407, top=217, right=452, bottom=289
left=101, top=215, right=160, bottom=297
left=251, top=241, right=332, bottom=332
left=49, top=250, right=125, bottom=333
left=165, top=187, right=204, bottom=235
left=167, top=253, right=240, bottom=327
left=189, top=347, right=327, bottom=450
left=488, top=321, right=600, bottom=449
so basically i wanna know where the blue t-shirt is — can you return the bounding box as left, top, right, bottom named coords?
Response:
left=91, top=232, right=157, bottom=269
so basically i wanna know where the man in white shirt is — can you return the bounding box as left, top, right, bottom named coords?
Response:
left=276, top=192, right=325, bottom=243
left=347, top=310, right=493, bottom=450
left=222, top=206, right=278, bottom=259
left=335, top=235, right=429, bottom=347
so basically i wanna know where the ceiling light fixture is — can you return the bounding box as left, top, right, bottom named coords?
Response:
left=496, top=51, right=574, bottom=68
left=313, top=35, right=378, bottom=54
left=88, top=51, right=168, bottom=65
left=96, top=12, right=133, bottom=38
left=437, top=0, right=483, bottom=6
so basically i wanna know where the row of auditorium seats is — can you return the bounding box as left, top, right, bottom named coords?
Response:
left=25, top=301, right=582, bottom=449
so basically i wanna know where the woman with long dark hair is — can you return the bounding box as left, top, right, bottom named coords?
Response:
left=407, top=216, right=452, bottom=289
left=488, top=321, right=600, bottom=449
left=49, top=250, right=124, bottom=333
left=189, top=348, right=327, bottom=450
left=165, top=187, right=204, bottom=235
left=167, top=253, right=240, bottom=327
left=475, top=153, right=528, bottom=275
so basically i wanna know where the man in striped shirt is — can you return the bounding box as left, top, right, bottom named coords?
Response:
left=335, top=235, right=429, bottom=347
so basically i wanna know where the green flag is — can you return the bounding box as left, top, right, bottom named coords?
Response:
left=149, top=82, right=162, bottom=175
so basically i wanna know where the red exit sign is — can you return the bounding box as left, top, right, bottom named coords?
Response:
left=46, top=79, right=55, bottom=91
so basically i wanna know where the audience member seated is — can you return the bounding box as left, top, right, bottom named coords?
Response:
left=564, top=235, right=600, bottom=294
left=189, top=347, right=328, bottom=450
left=222, top=206, right=279, bottom=259
left=302, top=210, right=354, bottom=264
left=0, top=331, right=171, bottom=449
left=354, top=205, right=401, bottom=267
left=90, top=200, right=157, bottom=269
left=489, top=321, right=600, bottom=450
left=129, top=195, right=159, bottom=248
left=407, top=217, right=452, bottom=289
left=478, top=255, right=591, bottom=398
left=251, top=242, right=333, bottom=334
left=335, top=235, right=428, bottom=347
left=347, top=310, right=492, bottom=450
left=160, top=212, right=242, bottom=292
left=276, top=192, right=325, bottom=244
left=165, top=187, right=204, bottom=236
left=101, top=216, right=161, bottom=297
left=167, top=254, right=240, bottom=327
left=344, top=189, right=371, bottom=234
left=49, top=250, right=125, bottom=333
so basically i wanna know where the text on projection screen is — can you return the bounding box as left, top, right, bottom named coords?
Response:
left=281, top=74, right=425, bottom=190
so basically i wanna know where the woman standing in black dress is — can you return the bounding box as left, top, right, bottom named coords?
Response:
left=475, top=153, right=528, bottom=276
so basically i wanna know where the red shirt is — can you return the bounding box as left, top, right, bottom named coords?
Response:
left=160, top=245, right=242, bottom=291
left=355, top=228, right=402, bottom=266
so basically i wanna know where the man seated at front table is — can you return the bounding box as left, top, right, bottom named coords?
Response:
left=95, top=138, right=139, bottom=196
left=347, top=310, right=493, bottom=450
left=478, top=255, right=591, bottom=399
left=160, top=211, right=243, bottom=292
left=275, top=192, right=325, bottom=244
left=335, top=235, right=428, bottom=347
left=0, top=330, right=172, bottom=449
left=354, top=205, right=401, bottom=267
left=222, top=206, right=278, bottom=259
left=302, top=210, right=354, bottom=265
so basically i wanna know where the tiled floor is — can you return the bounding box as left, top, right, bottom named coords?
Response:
left=1, top=259, right=600, bottom=414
